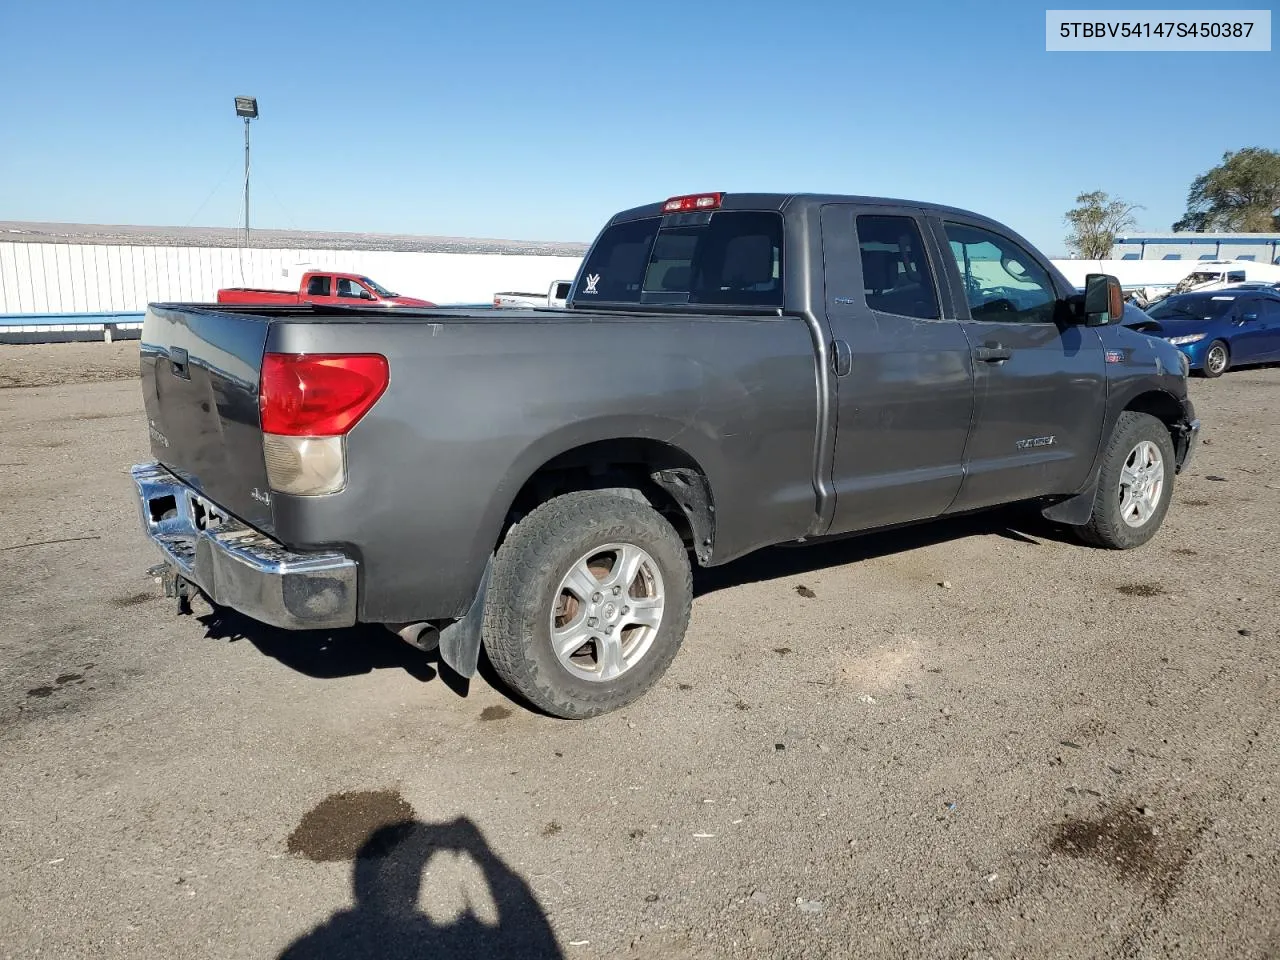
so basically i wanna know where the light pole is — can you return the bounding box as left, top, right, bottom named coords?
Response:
left=234, top=97, right=258, bottom=250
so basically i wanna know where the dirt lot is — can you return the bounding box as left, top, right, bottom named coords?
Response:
left=1, top=342, right=1278, bottom=959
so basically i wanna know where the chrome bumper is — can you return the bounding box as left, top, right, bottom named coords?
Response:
left=130, top=462, right=357, bottom=630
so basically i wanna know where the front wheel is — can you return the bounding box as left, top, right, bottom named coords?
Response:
left=482, top=490, right=693, bottom=719
left=1200, top=339, right=1229, bottom=378
left=1075, top=411, right=1176, bottom=550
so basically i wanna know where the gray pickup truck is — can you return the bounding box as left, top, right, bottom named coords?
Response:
left=132, top=191, right=1200, bottom=718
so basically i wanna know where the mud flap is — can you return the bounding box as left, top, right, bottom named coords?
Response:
left=1040, top=473, right=1100, bottom=526
left=437, top=558, right=492, bottom=679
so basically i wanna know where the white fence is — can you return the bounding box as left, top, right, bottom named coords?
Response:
left=17, top=240, right=1272, bottom=319
left=0, top=241, right=585, bottom=314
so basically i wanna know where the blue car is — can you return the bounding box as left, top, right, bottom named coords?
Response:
left=1122, top=289, right=1280, bottom=378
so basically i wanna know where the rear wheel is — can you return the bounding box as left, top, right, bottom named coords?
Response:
left=1075, top=411, right=1175, bottom=550
left=482, top=490, right=693, bottom=719
left=1200, top=339, right=1229, bottom=378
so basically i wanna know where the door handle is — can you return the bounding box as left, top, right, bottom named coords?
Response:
left=168, top=346, right=190, bottom=379
left=973, top=344, right=1012, bottom=363
left=831, top=339, right=852, bottom=378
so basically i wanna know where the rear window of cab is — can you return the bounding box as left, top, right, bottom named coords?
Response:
left=574, top=211, right=783, bottom=307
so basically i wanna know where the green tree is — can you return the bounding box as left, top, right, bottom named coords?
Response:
left=1064, top=191, right=1142, bottom=259
left=1173, top=147, right=1280, bottom=232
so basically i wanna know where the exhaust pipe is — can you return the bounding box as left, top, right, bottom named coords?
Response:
left=387, top=621, right=440, bottom=653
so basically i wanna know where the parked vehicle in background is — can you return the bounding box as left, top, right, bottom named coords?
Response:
left=1168, top=263, right=1251, bottom=296
left=217, top=271, right=434, bottom=307
left=493, top=280, right=573, bottom=309
left=548, top=280, right=572, bottom=309
left=131, top=191, right=1200, bottom=719
left=1124, top=288, right=1280, bottom=378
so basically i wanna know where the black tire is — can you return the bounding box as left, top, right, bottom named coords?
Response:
left=482, top=489, right=693, bottom=719
left=1076, top=411, right=1176, bottom=550
left=1200, top=339, right=1229, bottom=378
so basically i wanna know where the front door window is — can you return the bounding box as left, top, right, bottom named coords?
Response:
left=944, top=223, right=1057, bottom=324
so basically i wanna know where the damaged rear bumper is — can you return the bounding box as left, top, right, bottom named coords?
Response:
left=130, top=462, right=357, bottom=630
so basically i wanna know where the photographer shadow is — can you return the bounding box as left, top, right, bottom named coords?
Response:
left=279, top=817, right=563, bottom=960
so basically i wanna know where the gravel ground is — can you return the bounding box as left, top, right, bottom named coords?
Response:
left=1, top=344, right=1278, bottom=959
left=0, top=341, right=141, bottom=388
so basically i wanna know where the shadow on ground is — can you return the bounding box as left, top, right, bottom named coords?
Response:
left=198, top=505, right=1073, bottom=690
left=693, top=505, right=1072, bottom=597
left=279, top=815, right=563, bottom=960
left=197, top=611, right=443, bottom=682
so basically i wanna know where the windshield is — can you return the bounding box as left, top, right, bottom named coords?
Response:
left=574, top=210, right=784, bottom=307
left=360, top=276, right=396, bottom=298
left=1148, top=295, right=1235, bottom=321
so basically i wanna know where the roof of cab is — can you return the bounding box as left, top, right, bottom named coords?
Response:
left=607, top=192, right=1008, bottom=230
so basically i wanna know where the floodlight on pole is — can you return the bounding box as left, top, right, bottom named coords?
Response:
left=234, top=97, right=258, bottom=251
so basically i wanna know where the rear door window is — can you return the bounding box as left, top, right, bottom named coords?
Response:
left=854, top=215, right=939, bottom=319
left=306, top=275, right=332, bottom=297
left=575, top=211, right=784, bottom=307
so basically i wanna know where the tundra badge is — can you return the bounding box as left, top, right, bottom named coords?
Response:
left=1015, top=435, right=1056, bottom=450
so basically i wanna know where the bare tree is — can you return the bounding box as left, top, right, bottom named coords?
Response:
left=1064, top=191, right=1143, bottom=259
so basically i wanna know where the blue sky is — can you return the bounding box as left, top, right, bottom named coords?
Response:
left=0, top=0, right=1274, bottom=254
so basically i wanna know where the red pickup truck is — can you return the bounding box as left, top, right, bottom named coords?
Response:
left=217, top=271, right=435, bottom=307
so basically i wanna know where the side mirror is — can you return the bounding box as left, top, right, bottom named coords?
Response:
left=1083, top=273, right=1124, bottom=326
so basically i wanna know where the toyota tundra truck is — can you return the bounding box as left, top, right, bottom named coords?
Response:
left=131, top=192, right=1200, bottom=718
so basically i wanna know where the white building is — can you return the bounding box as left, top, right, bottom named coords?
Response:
left=1111, top=233, right=1280, bottom=265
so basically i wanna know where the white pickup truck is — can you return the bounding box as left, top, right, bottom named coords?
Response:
left=493, top=279, right=573, bottom=310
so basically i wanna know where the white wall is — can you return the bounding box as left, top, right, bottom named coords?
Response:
left=0, top=241, right=584, bottom=314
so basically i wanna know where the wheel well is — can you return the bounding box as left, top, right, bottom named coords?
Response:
left=502, top=439, right=716, bottom=563
left=1124, top=390, right=1193, bottom=465
left=1124, top=391, right=1185, bottom=438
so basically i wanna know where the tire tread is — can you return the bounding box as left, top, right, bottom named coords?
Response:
left=1077, top=411, right=1175, bottom=550
left=483, top=490, right=692, bottom=719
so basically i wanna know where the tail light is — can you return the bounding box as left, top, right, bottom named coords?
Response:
left=662, top=192, right=723, bottom=213
left=260, top=353, right=388, bottom=436
left=259, top=353, right=389, bottom=496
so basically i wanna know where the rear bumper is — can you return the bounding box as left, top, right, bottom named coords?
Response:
left=130, top=462, right=357, bottom=630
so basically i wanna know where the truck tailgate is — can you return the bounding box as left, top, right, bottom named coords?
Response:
left=139, top=305, right=274, bottom=532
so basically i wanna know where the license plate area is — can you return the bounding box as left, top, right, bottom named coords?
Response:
left=188, top=490, right=227, bottom=532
